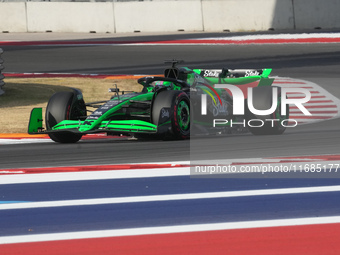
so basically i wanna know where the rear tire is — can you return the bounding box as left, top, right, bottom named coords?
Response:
left=245, top=86, right=289, bottom=135
left=45, top=91, right=86, bottom=143
left=152, top=90, right=190, bottom=139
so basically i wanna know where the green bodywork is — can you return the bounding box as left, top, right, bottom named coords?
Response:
left=28, top=66, right=274, bottom=136
left=52, top=120, right=157, bottom=133
left=28, top=108, right=43, bottom=133
left=29, top=92, right=157, bottom=135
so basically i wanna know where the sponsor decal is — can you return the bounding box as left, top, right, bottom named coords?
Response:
left=202, top=69, right=222, bottom=78
left=199, top=83, right=229, bottom=117
left=245, top=70, right=260, bottom=77
left=161, top=108, right=170, bottom=119
left=200, top=84, right=223, bottom=115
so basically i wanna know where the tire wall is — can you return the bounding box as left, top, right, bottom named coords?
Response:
left=0, top=0, right=339, bottom=33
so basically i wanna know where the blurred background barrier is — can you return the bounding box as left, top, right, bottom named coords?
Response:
left=0, top=0, right=339, bottom=33
left=26, top=2, right=115, bottom=33
left=0, top=2, right=27, bottom=32
left=293, top=0, right=340, bottom=30
left=201, top=0, right=295, bottom=32
left=0, top=48, right=4, bottom=96
left=114, top=0, right=203, bottom=33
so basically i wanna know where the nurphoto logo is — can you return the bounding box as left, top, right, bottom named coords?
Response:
left=201, top=85, right=312, bottom=128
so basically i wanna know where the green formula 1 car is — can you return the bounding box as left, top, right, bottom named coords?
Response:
left=28, top=60, right=289, bottom=143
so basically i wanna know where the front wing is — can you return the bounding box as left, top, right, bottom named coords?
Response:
left=28, top=108, right=157, bottom=135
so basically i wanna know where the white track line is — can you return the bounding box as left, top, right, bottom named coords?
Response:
left=0, top=139, right=51, bottom=145
left=1, top=185, right=340, bottom=211
left=1, top=216, right=340, bottom=245
left=2, top=154, right=340, bottom=184
left=0, top=167, right=190, bottom=184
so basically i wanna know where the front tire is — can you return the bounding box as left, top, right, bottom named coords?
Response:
left=45, top=91, right=86, bottom=143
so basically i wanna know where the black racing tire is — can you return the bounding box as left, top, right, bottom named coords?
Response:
left=152, top=90, right=190, bottom=140
left=245, top=86, right=289, bottom=135
left=45, top=91, right=85, bottom=143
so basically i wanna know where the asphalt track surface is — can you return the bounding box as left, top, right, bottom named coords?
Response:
left=1, top=33, right=340, bottom=254
left=1, top=33, right=340, bottom=168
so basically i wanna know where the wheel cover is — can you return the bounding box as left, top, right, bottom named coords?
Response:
left=177, top=100, right=190, bottom=131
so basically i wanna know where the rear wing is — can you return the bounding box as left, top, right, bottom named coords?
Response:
left=193, top=68, right=274, bottom=87
left=193, top=68, right=272, bottom=79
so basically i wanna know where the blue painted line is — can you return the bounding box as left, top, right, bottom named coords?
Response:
left=1, top=176, right=340, bottom=202
left=2, top=173, right=340, bottom=237
left=1, top=191, right=340, bottom=236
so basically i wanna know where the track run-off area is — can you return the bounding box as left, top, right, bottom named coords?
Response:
left=1, top=32, right=340, bottom=254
